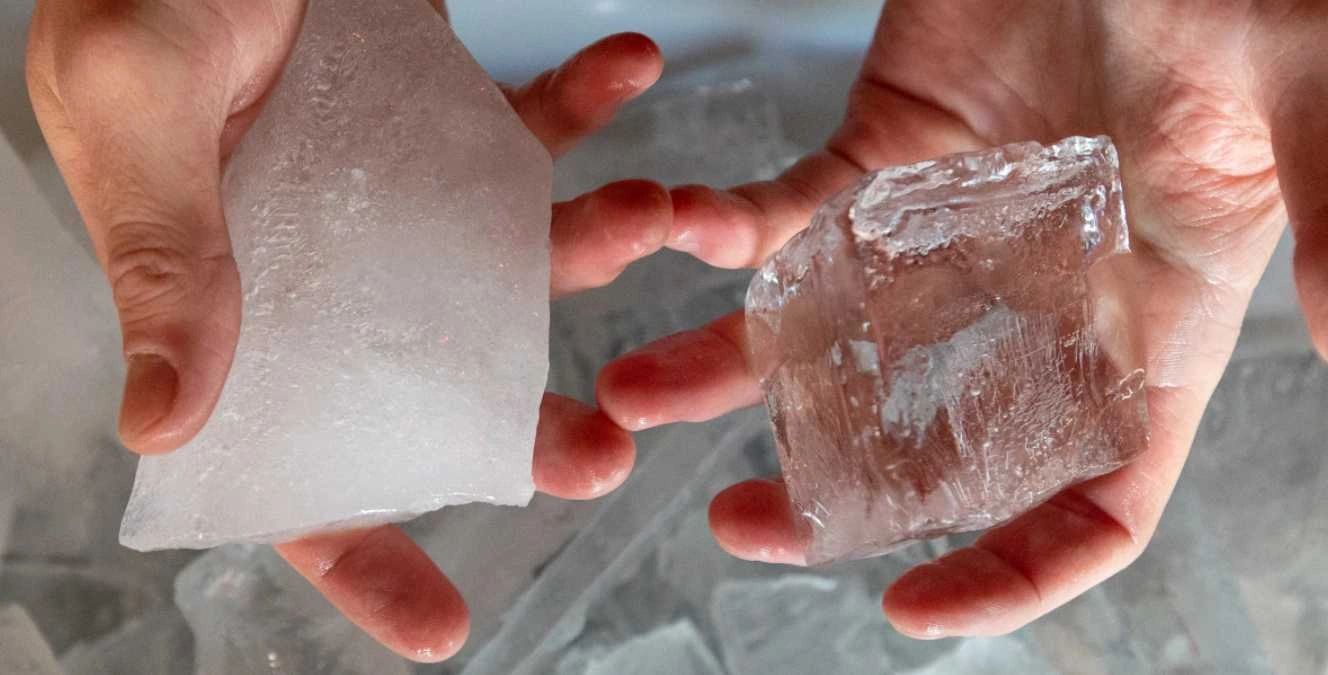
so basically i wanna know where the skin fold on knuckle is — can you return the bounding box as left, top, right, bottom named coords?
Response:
left=105, top=222, right=217, bottom=328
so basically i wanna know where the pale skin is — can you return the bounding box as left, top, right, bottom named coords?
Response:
left=23, top=0, right=1328, bottom=664
left=598, top=0, right=1328, bottom=641
left=27, top=0, right=671, bottom=662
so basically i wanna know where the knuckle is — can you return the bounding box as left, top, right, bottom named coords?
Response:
left=105, top=223, right=205, bottom=322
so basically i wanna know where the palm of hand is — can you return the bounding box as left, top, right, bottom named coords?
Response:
left=599, top=0, right=1312, bottom=639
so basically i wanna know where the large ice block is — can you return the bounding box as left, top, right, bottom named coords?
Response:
left=120, top=0, right=552, bottom=550
left=0, top=605, right=63, bottom=675
left=746, top=136, right=1148, bottom=564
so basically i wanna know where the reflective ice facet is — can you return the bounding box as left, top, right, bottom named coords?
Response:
left=746, top=136, right=1148, bottom=564
left=120, top=0, right=552, bottom=550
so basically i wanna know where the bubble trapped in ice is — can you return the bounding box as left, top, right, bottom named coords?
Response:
left=746, top=136, right=1148, bottom=565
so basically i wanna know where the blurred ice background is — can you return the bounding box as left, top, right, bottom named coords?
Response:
left=0, top=0, right=1321, bottom=673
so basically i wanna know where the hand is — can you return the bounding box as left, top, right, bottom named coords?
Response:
left=28, top=0, right=669, bottom=662
left=597, top=0, right=1322, bottom=639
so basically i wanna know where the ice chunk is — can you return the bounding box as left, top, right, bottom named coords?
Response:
left=0, top=605, right=63, bottom=675
left=712, top=574, right=937, bottom=674
left=119, top=0, right=552, bottom=550
left=555, top=621, right=724, bottom=675
left=175, top=545, right=410, bottom=675
left=60, top=609, right=194, bottom=675
left=746, top=136, right=1148, bottom=564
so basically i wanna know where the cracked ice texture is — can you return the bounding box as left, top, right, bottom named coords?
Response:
left=746, top=136, right=1148, bottom=565
left=120, top=0, right=552, bottom=550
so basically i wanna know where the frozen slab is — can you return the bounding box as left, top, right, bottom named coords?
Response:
left=555, top=621, right=724, bottom=675
left=0, top=605, right=63, bottom=675
left=175, top=545, right=410, bottom=675
left=120, top=0, right=552, bottom=550
left=746, top=136, right=1148, bottom=564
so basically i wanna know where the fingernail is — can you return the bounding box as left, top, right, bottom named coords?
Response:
left=119, top=354, right=178, bottom=445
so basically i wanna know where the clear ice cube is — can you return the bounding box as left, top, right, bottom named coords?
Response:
left=746, top=136, right=1148, bottom=564
left=119, top=0, right=552, bottom=550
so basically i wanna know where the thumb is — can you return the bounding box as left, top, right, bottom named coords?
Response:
left=26, top=4, right=292, bottom=454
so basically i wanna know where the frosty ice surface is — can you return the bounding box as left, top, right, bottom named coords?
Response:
left=120, top=0, right=552, bottom=550
left=746, top=136, right=1148, bottom=565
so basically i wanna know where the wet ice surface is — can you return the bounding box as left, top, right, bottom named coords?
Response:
left=0, top=605, right=63, bottom=675
left=746, top=136, right=1148, bottom=564
left=119, top=0, right=553, bottom=550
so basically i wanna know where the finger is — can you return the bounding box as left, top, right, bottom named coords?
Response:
left=26, top=4, right=299, bottom=454
left=550, top=180, right=672, bottom=297
left=505, top=32, right=663, bottom=158
left=708, top=478, right=807, bottom=566
left=705, top=389, right=1197, bottom=639
left=596, top=311, right=761, bottom=431
left=666, top=72, right=986, bottom=269
left=1267, top=70, right=1328, bottom=359
left=276, top=526, right=468, bottom=663
left=883, top=386, right=1195, bottom=638
left=667, top=151, right=863, bottom=268
left=533, top=394, right=636, bottom=500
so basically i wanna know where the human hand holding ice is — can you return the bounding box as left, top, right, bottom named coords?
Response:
left=28, top=0, right=669, bottom=662
left=597, top=0, right=1317, bottom=639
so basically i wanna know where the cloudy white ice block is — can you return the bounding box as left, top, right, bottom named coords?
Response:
left=0, top=132, right=124, bottom=558
left=0, top=605, right=63, bottom=675
left=747, top=136, right=1148, bottom=564
left=120, top=0, right=552, bottom=550
left=176, top=545, right=410, bottom=675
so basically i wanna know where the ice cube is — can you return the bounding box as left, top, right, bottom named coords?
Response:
left=119, top=0, right=552, bottom=550
left=0, top=605, right=63, bottom=675
left=60, top=609, right=194, bottom=675
left=746, top=136, right=1148, bottom=564
left=711, top=575, right=893, bottom=674
left=175, top=545, right=410, bottom=675
left=555, top=621, right=724, bottom=675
